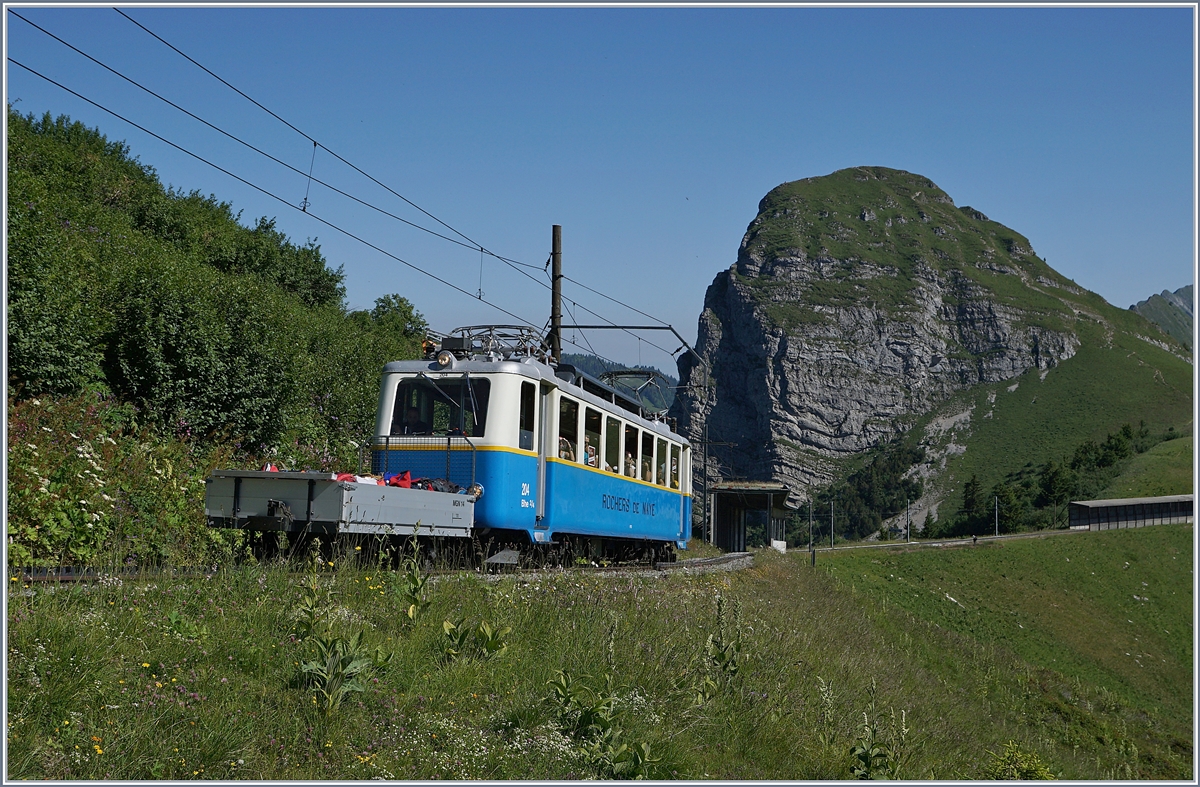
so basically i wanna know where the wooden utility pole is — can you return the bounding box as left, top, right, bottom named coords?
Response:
left=994, top=495, right=999, bottom=537
left=830, top=500, right=834, bottom=549
left=550, top=225, right=562, bottom=361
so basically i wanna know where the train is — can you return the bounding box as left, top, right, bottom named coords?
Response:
left=206, top=325, right=692, bottom=561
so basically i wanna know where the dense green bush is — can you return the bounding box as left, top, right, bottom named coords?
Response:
left=6, top=107, right=428, bottom=565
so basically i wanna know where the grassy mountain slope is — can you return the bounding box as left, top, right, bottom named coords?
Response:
left=823, top=524, right=1193, bottom=778
left=559, top=352, right=677, bottom=411
left=922, top=320, right=1193, bottom=509
left=1100, top=436, right=1194, bottom=499
left=1133, top=284, right=1193, bottom=350
left=8, top=527, right=1192, bottom=779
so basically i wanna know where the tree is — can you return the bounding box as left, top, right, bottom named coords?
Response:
left=369, top=294, right=427, bottom=341
left=1037, top=461, right=1076, bottom=528
left=990, top=480, right=1024, bottom=534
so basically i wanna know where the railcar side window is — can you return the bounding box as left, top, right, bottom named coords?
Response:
left=656, top=438, right=668, bottom=486
left=391, top=377, right=489, bottom=437
left=670, top=444, right=681, bottom=489
left=623, top=425, right=639, bottom=477
left=584, top=408, right=602, bottom=468
left=558, top=397, right=579, bottom=461
left=605, top=417, right=621, bottom=473
left=640, top=432, right=654, bottom=482
left=519, top=382, right=535, bottom=450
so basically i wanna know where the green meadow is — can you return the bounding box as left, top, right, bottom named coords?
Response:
left=8, top=525, right=1193, bottom=780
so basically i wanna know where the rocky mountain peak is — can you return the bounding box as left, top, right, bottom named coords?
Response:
left=673, top=167, right=1085, bottom=495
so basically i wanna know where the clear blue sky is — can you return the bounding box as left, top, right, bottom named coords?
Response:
left=6, top=5, right=1195, bottom=371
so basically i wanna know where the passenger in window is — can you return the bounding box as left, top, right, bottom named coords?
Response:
left=398, top=407, right=429, bottom=435
left=583, top=436, right=598, bottom=467
left=625, top=452, right=637, bottom=476
left=559, top=436, right=575, bottom=461
left=642, top=460, right=652, bottom=482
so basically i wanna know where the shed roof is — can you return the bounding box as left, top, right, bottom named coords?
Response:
left=1070, top=494, right=1194, bottom=508
left=709, top=480, right=800, bottom=510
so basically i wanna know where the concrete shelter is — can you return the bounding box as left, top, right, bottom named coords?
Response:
left=709, top=481, right=799, bottom=552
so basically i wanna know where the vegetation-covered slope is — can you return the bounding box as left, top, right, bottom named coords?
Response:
left=737, top=166, right=1079, bottom=333
left=6, top=109, right=427, bottom=565
left=559, top=352, right=677, bottom=412
left=7, top=527, right=1191, bottom=779
left=1133, top=284, right=1193, bottom=350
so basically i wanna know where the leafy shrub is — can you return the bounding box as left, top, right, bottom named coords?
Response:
left=982, top=741, right=1056, bottom=780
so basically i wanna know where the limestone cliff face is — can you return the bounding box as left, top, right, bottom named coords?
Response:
left=673, top=166, right=1081, bottom=494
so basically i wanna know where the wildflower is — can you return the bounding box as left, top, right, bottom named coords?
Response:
left=355, top=546, right=362, bottom=551
left=142, top=663, right=150, bottom=668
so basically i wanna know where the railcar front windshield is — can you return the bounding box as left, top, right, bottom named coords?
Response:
left=390, top=376, right=490, bottom=437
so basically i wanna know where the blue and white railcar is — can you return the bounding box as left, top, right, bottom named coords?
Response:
left=369, top=327, right=691, bottom=553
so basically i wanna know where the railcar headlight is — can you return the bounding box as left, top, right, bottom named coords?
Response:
left=436, top=349, right=455, bottom=368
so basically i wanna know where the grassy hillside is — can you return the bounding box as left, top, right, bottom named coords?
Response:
left=823, top=524, right=1194, bottom=778
left=739, top=166, right=1081, bottom=332
left=1133, top=285, right=1193, bottom=350
left=6, top=108, right=427, bottom=566
left=929, top=323, right=1193, bottom=501
left=8, top=528, right=1192, bottom=779
left=1100, top=436, right=1194, bottom=499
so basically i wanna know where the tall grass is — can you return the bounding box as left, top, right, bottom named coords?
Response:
left=6, top=530, right=1193, bottom=779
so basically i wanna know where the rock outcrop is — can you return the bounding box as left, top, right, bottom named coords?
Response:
left=672, top=166, right=1083, bottom=495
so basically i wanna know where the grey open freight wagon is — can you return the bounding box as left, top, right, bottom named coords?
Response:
left=204, top=469, right=475, bottom=538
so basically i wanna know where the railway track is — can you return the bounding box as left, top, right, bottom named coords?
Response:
left=10, top=551, right=755, bottom=585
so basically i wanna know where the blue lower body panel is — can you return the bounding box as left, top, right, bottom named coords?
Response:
left=545, top=461, right=690, bottom=548
left=371, top=448, right=690, bottom=548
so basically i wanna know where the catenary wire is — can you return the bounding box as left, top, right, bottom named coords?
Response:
left=22, top=7, right=661, bottom=352
left=18, top=11, right=683, bottom=363
left=7, top=57, right=538, bottom=328
left=111, top=8, right=679, bottom=342
left=112, top=7, right=541, bottom=272
left=8, top=10, right=504, bottom=257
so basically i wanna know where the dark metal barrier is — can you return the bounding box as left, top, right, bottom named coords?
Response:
left=370, top=434, right=477, bottom=490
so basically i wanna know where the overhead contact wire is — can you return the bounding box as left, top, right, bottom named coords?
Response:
left=114, top=6, right=542, bottom=276
left=7, top=57, right=537, bottom=328
left=30, top=10, right=679, bottom=362
left=7, top=10, right=498, bottom=254
left=112, top=8, right=677, bottom=357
